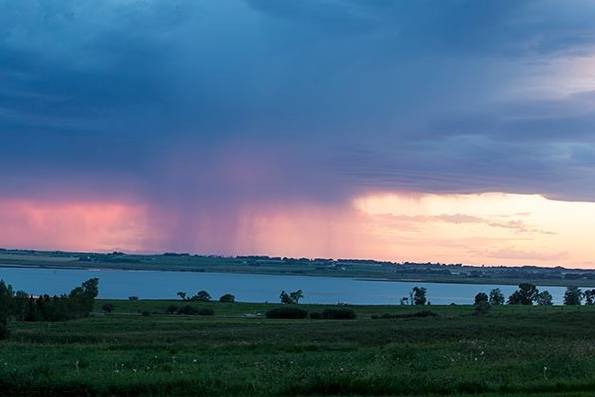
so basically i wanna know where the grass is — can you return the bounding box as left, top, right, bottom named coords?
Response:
left=2, top=301, right=595, bottom=396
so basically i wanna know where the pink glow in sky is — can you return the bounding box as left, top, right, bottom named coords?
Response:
left=2, top=192, right=594, bottom=268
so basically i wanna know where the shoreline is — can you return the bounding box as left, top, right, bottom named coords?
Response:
left=2, top=262, right=594, bottom=289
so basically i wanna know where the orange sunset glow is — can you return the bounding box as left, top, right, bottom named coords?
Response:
left=2, top=193, right=594, bottom=268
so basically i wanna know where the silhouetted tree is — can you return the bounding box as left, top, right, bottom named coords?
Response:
left=412, top=287, right=427, bottom=305
left=0, top=280, right=13, bottom=339
left=489, top=288, right=505, bottom=305
left=585, top=289, right=595, bottom=305
left=508, top=283, right=539, bottom=305
left=536, top=290, right=553, bottom=306
left=289, top=290, right=304, bottom=304
left=192, top=290, right=211, bottom=302
left=563, top=286, right=583, bottom=305
left=280, top=291, right=293, bottom=304
left=219, top=294, right=235, bottom=303
left=102, top=303, right=114, bottom=313
left=177, top=291, right=187, bottom=301
left=474, top=292, right=489, bottom=305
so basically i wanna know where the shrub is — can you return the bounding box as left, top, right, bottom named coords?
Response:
left=165, top=304, right=178, bottom=314
left=372, top=310, right=438, bottom=320
left=197, top=308, right=214, bottom=316
left=310, top=312, right=322, bottom=319
left=0, top=321, right=8, bottom=340
left=177, top=305, right=199, bottom=315
left=265, top=307, right=308, bottom=319
left=320, top=308, right=356, bottom=320
left=473, top=301, right=491, bottom=316
left=141, top=310, right=151, bottom=317
left=101, top=303, right=114, bottom=313
left=219, top=294, right=235, bottom=303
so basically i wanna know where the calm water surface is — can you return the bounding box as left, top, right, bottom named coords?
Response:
left=0, top=266, right=578, bottom=305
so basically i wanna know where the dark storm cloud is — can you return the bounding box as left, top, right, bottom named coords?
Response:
left=2, top=0, right=595, bottom=223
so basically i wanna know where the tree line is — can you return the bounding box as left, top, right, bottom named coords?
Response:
left=401, top=283, right=595, bottom=308
left=0, top=278, right=99, bottom=339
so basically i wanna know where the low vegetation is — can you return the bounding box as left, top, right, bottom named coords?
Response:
left=2, top=280, right=595, bottom=395
left=0, top=300, right=594, bottom=396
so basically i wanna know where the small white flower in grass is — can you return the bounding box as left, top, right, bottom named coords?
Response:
left=193, top=359, right=197, bottom=363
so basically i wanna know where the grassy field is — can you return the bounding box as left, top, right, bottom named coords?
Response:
left=1, top=301, right=595, bottom=396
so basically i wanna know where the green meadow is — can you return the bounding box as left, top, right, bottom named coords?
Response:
left=2, top=301, right=595, bottom=396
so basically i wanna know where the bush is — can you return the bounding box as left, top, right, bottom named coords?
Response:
left=265, top=307, right=308, bottom=319
left=312, top=308, right=356, bottom=320
left=0, top=321, right=9, bottom=340
left=310, top=312, right=322, bottom=319
left=101, top=303, right=114, bottom=313
left=165, top=304, right=178, bottom=314
left=197, top=308, right=214, bottom=316
left=177, top=305, right=199, bottom=315
left=473, top=301, right=491, bottom=316
left=141, top=310, right=151, bottom=317
left=372, top=310, right=438, bottom=320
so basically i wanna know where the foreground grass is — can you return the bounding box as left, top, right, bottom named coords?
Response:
left=2, top=301, right=595, bottom=396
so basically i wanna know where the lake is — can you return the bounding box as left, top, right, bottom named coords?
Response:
left=0, top=266, right=580, bottom=305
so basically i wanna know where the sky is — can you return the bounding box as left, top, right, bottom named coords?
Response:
left=2, top=0, right=595, bottom=267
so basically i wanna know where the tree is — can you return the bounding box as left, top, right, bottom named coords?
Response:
left=192, top=290, right=211, bottom=302
left=536, top=290, right=553, bottom=306
left=102, top=303, right=114, bottom=313
left=280, top=291, right=293, bottom=304
left=177, top=291, right=187, bottom=301
left=68, top=278, right=99, bottom=317
left=585, top=289, right=595, bottom=305
left=128, top=296, right=139, bottom=301
left=412, top=287, right=427, bottom=305
left=280, top=290, right=303, bottom=304
left=563, top=286, right=583, bottom=305
left=508, top=283, right=539, bottom=305
left=489, top=288, right=505, bottom=305
left=289, top=290, right=304, bottom=304
left=0, top=280, right=13, bottom=339
left=219, top=294, right=235, bottom=303
left=474, top=292, right=489, bottom=305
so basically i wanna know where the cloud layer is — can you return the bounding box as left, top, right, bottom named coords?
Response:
left=2, top=1, right=595, bottom=261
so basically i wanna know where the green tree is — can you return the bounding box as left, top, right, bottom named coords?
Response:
left=289, top=290, right=304, bottom=304
left=102, top=303, right=114, bottom=313
left=280, top=291, right=293, bottom=304
left=536, top=290, right=553, bottom=306
left=0, top=280, right=13, bottom=339
left=584, top=289, right=595, bottom=305
left=192, top=290, right=211, bottom=302
left=219, top=294, right=235, bottom=303
left=508, top=283, right=539, bottom=305
left=412, top=287, right=427, bottom=305
left=474, top=292, right=489, bottom=305
left=489, top=288, right=505, bottom=305
left=563, top=286, right=583, bottom=305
